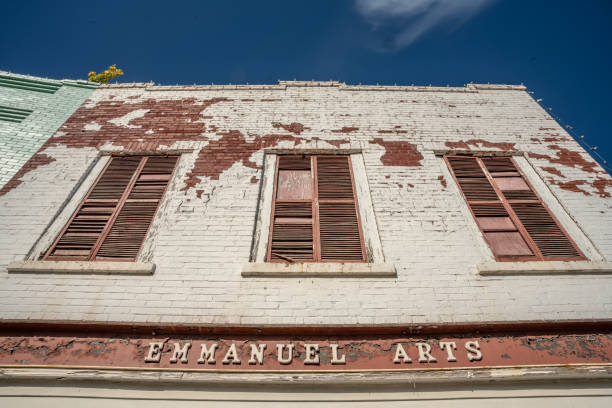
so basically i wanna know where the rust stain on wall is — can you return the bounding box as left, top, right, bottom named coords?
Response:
left=370, top=138, right=423, bottom=167
left=0, top=153, right=56, bottom=196
left=445, top=139, right=516, bottom=151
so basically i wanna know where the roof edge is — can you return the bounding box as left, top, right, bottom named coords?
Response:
left=0, top=71, right=98, bottom=88
left=98, top=81, right=526, bottom=92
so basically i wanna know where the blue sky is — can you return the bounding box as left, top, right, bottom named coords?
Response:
left=1, top=0, right=611, bottom=171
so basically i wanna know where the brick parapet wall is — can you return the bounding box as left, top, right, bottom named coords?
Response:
left=0, top=82, right=610, bottom=325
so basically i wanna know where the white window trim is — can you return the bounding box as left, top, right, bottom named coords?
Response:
left=435, top=150, right=608, bottom=275
left=245, top=150, right=394, bottom=277
left=13, top=150, right=192, bottom=275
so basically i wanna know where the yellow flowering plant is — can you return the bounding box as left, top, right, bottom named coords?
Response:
left=88, top=64, right=124, bottom=84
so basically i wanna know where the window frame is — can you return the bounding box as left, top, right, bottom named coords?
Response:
left=42, top=154, right=179, bottom=262
left=265, top=154, right=367, bottom=263
left=444, top=154, right=585, bottom=262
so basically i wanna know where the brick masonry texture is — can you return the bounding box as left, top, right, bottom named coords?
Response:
left=0, top=81, right=611, bottom=326
left=0, top=71, right=97, bottom=187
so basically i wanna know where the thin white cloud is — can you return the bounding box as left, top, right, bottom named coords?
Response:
left=355, top=0, right=494, bottom=49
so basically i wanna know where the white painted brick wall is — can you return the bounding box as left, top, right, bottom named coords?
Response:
left=0, top=82, right=610, bottom=325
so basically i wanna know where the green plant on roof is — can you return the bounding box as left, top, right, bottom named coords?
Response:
left=88, top=64, right=124, bottom=84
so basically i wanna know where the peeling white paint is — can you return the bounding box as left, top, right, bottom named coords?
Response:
left=108, top=109, right=150, bottom=128
left=83, top=121, right=102, bottom=131
left=98, top=142, right=125, bottom=152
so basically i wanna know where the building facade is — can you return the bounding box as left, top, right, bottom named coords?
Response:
left=0, top=80, right=611, bottom=406
left=0, top=71, right=97, bottom=188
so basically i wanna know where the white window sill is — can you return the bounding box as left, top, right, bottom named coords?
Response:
left=477, top=261, right=612, bottom=276
left=7, top=261, right=155, bottom=275
left=242, top=262, right=396, bottom=277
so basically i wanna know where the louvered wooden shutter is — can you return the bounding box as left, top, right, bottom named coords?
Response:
left=267, top=155, right=365, bottom=262
left=316, top=156, right=365, bottom=261
left=445, top=155, right=584, bottom=261
left=268, top=156, right=314, bottom=262
left=44, top=155, right=178, bottom=262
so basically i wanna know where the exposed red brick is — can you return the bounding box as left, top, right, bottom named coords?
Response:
left=260, top=99, right=281, bottom=102
left=370, top=138, right=423, bottom=167
left=539, top=127, right=556, bottom=131
left=0, top=154, right=56, bottom=196
left=541, top=167, right=565, bottom=178
left=331, top=127, right=359, bottom=134
left=241, top=99, right=255, bottom=102
left=311, top=137, right=349, bottom=148
left=543, top=136, right=570, bottom=142
left=445, top=139, right=516, bottom=151
left=182, top=130, right=297, bottom=189
left=195, top=189, right=204, bottom=199
left=550, top=180, right=591, bottom=196
left=529, top=145, right=600, bottom=174
left=272, top=122, right=309, bottom=135
left=52, top=97, right=231, bottom=150
left=593, top=178, right=612, bottom=198
left=438, top=175, right=447, bottom=188
left=250, top=176, right=259, bottom=184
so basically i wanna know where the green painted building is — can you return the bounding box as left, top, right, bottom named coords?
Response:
left=0, top=71, right=97, bottom=187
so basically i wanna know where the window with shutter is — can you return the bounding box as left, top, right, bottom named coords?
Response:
left=267, top=155, right=366, bottom=262
left=43, top=155, right=178, bottom=262
left=445, top=155, right=584, bottom=261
